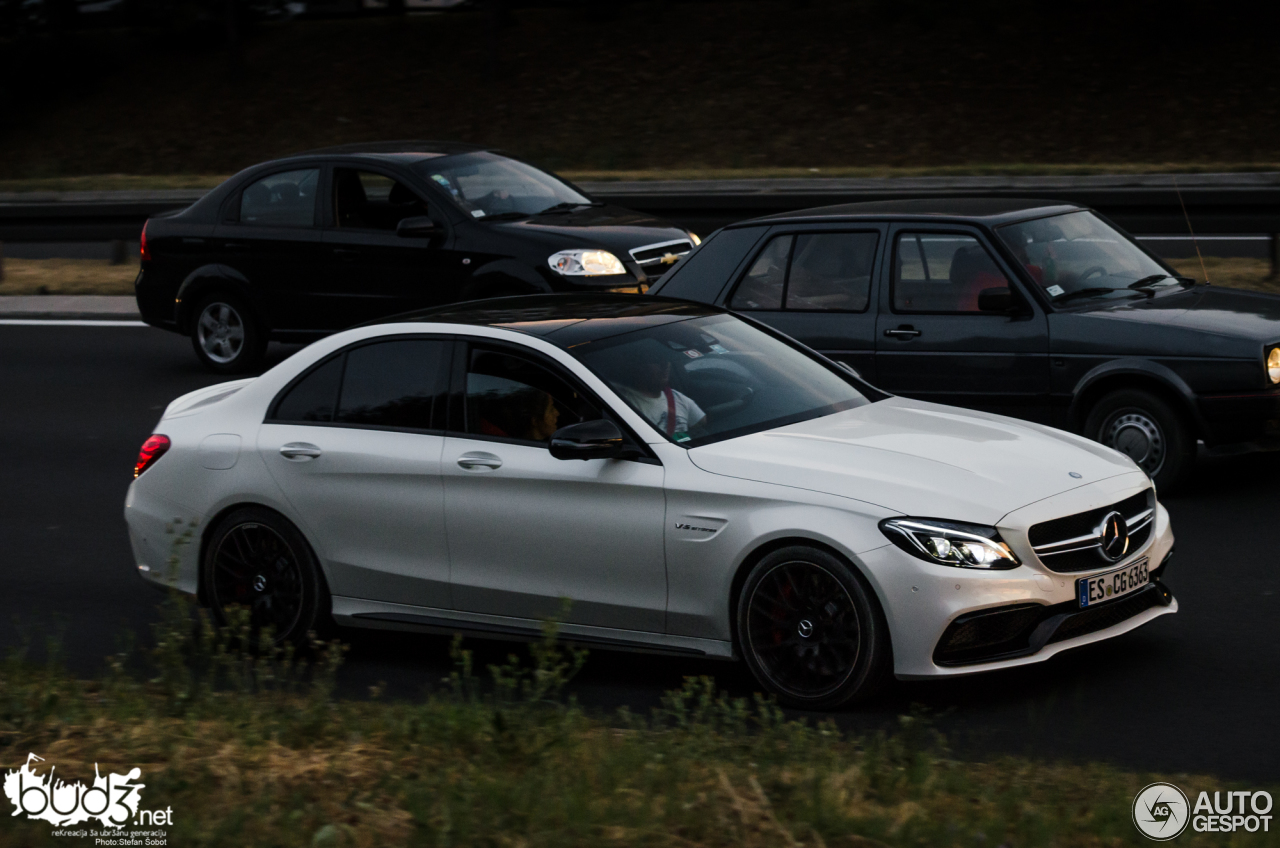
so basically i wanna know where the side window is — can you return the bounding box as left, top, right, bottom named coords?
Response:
left=335, top=340, right=449, bottom=429
left=892, top=233, right=1010, bottom=313
left=464, top=348, right=600, bottom=445
left=729, top=235, right=791, bottom=310
left=333, top=168, right=433, bottom=231
left=729, top=232, right=878, bottom=312
left=273, top=355, right=343, bottom=422
left=271, top=339, right=449, bottom=429
left=239, top=169, right=319, bottom=227
left=785, top=232, right=878, bottom=311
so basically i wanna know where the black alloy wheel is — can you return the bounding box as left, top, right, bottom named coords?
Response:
left=737, top=546, right=891, bottom=709
left=203, top=507, right=327, bottom=645
left=190, top=292, right=267, bottom=374
left=1085, top=388, right=1194, bottom=492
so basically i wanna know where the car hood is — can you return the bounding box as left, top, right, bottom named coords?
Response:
left=487, top=204, right=691, bottom=254
left=1079, top=285, right=1280, bottom=343
left=687, top=397, right=1138, bottom=525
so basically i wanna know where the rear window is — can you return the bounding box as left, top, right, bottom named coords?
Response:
left=239, top=169, right=319, bottom=227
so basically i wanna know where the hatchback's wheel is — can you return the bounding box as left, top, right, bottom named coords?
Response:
left=736, top=546, right=891, bottom=709
left=191, top=293, right=266, bottom=373
left=203, top=507, right=327, bottom=645
left=1084, top=389, right=1194, bottom=492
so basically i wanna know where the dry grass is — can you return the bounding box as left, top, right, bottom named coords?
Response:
left=0, top=257, right=140, bottom=296
left=1166, top=256, right=1280, bottom=295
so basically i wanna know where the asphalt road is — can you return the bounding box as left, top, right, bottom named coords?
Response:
left=1, top=324, right=1276, bottom=782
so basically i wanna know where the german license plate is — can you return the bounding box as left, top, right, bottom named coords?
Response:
left=1077, top=557, right=1149, bottom=608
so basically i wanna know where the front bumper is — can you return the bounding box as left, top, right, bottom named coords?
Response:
left=863, top=476, right=1177, bottom=679
left=1197, top=386, right=1280, bottom=445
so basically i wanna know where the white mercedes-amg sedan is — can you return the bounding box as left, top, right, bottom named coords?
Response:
left=125, top=294, right=1176, bottom=708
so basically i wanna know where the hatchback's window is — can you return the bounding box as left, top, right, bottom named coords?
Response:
left=572, top=314, right=868, bottom=446
left=273, top=355, right=342, bottom=422
left=239, top=169, right=319, bottom=227
left=332, top=169, right=433, bottom=231
left=893, top=233, right=1009, bottom=313
left=413, top=151, right=590, bottom=219
left=730, top=232, right=877, bottom=312
left=335, top=340, right=449, bottom=430
left=465, top=348, right=600, bottom=444
left=996, top=210, right=1176, bottom=303
left=729, top=235, right=791, bottom=310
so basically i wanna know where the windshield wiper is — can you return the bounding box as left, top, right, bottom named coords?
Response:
left=1053, top=287, right=1133, bottom=304
left=478, top=211, right=533, bottom=221
left=1126, top=273, right=1196, bottom=297
left=534, top=201, right=603, bottom=215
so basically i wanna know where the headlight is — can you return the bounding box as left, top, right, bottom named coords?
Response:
left=548, top=249, right=627, bottom=277
left=1267, top=347, right=1280, bottom=384
left=689, top=232, right=702, bottom=246
left=879, top=518, right=1020, bottom=569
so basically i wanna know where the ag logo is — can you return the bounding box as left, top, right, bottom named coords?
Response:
left=1133, top=782, right=1190, bottom=840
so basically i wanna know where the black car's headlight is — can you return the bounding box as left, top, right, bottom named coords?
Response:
left=548, top=249, right=627, bottom=277
left=879, top=518, right=1020, bottom=569
left=1267, top=346, right=1280, bottom=384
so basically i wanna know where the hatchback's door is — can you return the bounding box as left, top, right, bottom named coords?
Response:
left=874, top=226, right=1050, bottom=420
left=723, top=226, right=883, bottom=381
left=257, top=337, right=453, bottom=608
left=441, top=342, right=668, bottom=633
left=211, top=167, right=327, bottom=335
left=319, top=167, right=466, bottom=329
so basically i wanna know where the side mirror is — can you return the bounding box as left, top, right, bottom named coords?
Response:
left=978, top=287, right=1016, bottom=313
left=549, top=419, right=625, bottom=460
left=396, top=216, right=439, bottom=238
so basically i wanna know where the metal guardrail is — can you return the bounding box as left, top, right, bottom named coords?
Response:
left=2, top=174, right=1279, bottom=253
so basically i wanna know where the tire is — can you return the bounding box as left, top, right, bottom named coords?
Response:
left=202, top=507, right=329, bottom=645
left=1084, top=389, right=1195, bottom=492
left=736, top=545, right=892, bottom=710
left=190, top=292, right=267, bottom=374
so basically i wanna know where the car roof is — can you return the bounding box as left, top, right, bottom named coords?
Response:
left=741, top=198, right=1082, bottom=227
left=288, top=139, right=490, bottom=164
left=372, top=293, right=722, bottom=347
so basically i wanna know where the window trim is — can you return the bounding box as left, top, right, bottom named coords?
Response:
left=264, top=334, right=455, bottom=435
left=726, top=229, right=880, bottom=315
left=888, top=228, right=1015, bottom=316
left=227, top=166, right=324, bottom=229
left=451, top=338, right=659, bottom=462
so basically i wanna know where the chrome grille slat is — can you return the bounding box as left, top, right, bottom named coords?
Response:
left=1028, top=490, right=1156, bottom=572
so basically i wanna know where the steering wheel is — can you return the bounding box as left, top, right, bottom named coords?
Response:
left=704, top=385, right=755, bottom=418
left=1077, top=266, right=1108, bottom=283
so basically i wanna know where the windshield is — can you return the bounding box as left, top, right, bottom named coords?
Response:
left=570, top=314, right=869, bottom=447
left=996, top=211, right=1179, bottom=303
left=413, top=151, right=591, bottom=219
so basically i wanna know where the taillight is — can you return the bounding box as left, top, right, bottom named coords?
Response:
left=134, top=434, right=170, bottom=478
left=140, top=220, right=151, bottom=262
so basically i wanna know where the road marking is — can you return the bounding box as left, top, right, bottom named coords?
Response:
left=0, top=319, right=147, bottom=327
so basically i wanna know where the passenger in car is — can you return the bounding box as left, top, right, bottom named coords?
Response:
left=614, top=359, right=707, bottom=438
left=949, top=246, right=1007, bottom=311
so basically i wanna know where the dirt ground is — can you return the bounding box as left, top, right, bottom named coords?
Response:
left=3, top=1, right=1280, bottom=177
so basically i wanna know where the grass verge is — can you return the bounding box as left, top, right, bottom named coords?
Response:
left=0, top=257, right=140, bottom=296
left=0, top=586, right=1274, bottom=847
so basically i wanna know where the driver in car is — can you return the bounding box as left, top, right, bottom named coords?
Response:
left=615, top=359, right=707, bottom=441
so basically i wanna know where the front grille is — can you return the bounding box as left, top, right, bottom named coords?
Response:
left=933, top=582, right=1172, bottom=666
left=1028, top=489, right=1155, bottom=573
left=629, top=239, right=693, bottom=280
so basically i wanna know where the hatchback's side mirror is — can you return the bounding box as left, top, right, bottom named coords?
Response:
left=549, top=419, right=625, bottom=460
left=978, top=287, right=1017, bottom=313
left=396, top=216, right=439, bottom=238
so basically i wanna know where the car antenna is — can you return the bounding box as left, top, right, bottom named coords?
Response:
left=1173, top=174, right=1210, bottom=285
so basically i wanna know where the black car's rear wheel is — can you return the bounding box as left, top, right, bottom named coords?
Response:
left=736, top=546, right=891, bottom=709
left=1085, top=389, right=1194, bottom=492
left=203, top=507, right=327, bottom=645
left=191, top=292, right=266, bottom=374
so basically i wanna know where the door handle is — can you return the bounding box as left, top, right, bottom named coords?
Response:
left=457, top=451, right=502, bottom=471
left=884, top=326, right=922, bottom=339
left=280, top=442, right=322, bottom=460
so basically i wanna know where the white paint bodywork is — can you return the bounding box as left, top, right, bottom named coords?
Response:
left=124, top=320, right=1176, bottom=678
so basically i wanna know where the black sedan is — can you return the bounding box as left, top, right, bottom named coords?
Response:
left=135, top=141, right=698, bottom=372
left=650, top=198, right=1280, bottom=491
